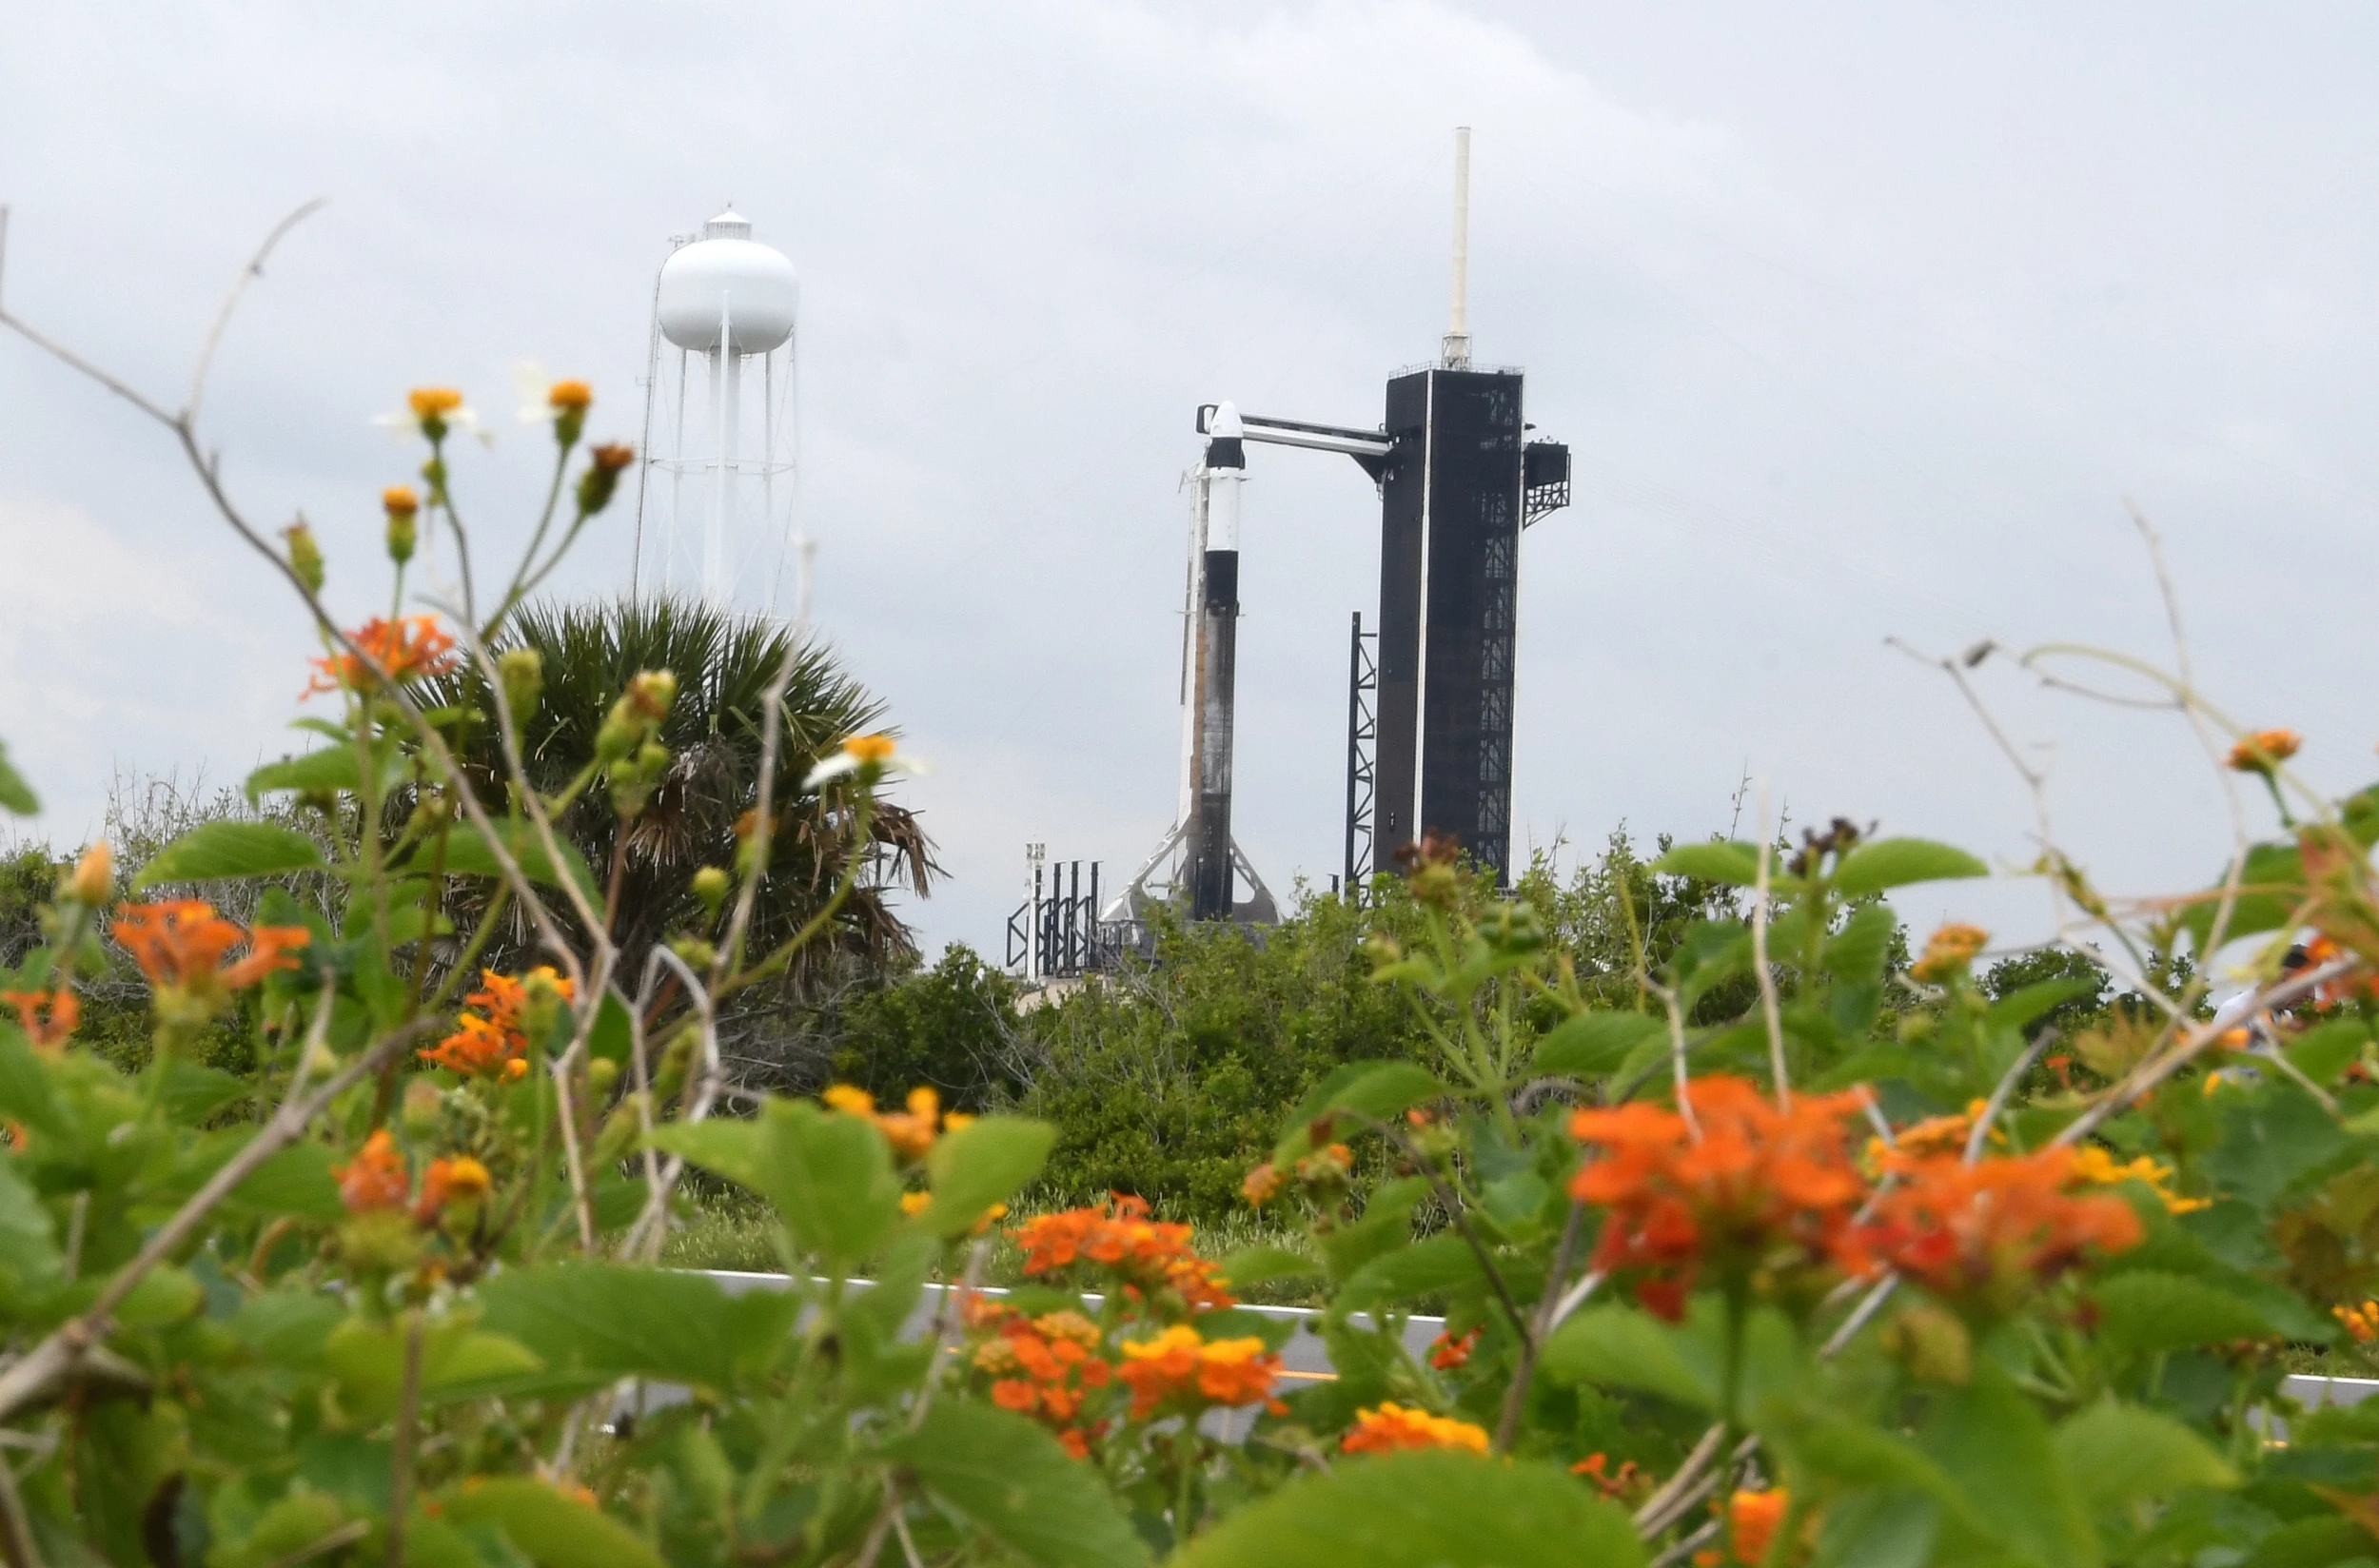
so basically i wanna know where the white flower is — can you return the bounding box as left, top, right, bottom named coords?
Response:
left=804, top=734, right=926, bottom=788
left=373, top=387, right=486, bottom=443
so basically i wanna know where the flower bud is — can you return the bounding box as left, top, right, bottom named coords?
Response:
left=496, top=647, right=543, bottom=722
left=282, top=520, right=325, bottom=595
left=691, top=866, right=731, bottom=914
left=548, top=380, right=593, bottom=446
left=384, top=485, right=420, bottom=565
left=401, top=1077, right=444, bottom=1136
left=669, top=936, right=718, bottom=972
left=595, top=704, right=639, bottom=765
left=60, top=841, right=112, bottom=907
left=625, top=670, right=677, bottom=723
left=520, top=970, right=569, bottom=1050
left=635, top=740, right=670, bottom=783
left=587, top=1057, right=619, bottom=1098
left=577, top=443, right=636, bottom=516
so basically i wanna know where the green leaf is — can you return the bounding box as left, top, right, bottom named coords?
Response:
left=231, top=1289, right=344, bottom=1367
left=1317, top=1177, right=1429, bottom=1284
left=1539, top=1303, right=1716, bottom=1410
left=2202, top=1086, right=2349, bottom=1208
left=2054, top=1401, right=2237, bottom=1511
left=1336, top=1233, right=1484, bottom=1313
left=1170, top=1450, right=1644, bottom=1568
left=242, top=740, right=401, bottom=804
left=2289, top=1019, right=2372, bottom=1086
left=1651, top=840, right=1765, bottom=886
left=0, top=1159, right=58, bottom=1285
left=1824, top=903, right=1899, bottom=986
left=2094, top=1271, right=2278, bottom=1355
left=655, top=1099, right=901, bottom=1266
left=134, top=820, right=328, bottom=887
left=1985, top=977, right=2101, bottom=1034
left=477, top=1264, right=800, bottom=1391
left=226, top=1141, right=346, bottom=1224
left=323, top=1318, right=545, bottom=1416
left=0, top=740, right=36, bottom=816
left=437, top=816, right=601, bottom=907
left=1218, top=1246, right=1323, bottom=1289
left=1921, top=1364, right=2098, bottom=1568
left=442, top=1477, right=666, bottom=1568
left=882, top=1400, right=1151, bottom=1568
left=1534, top=1010, right=1665, bottom=1077
left=2179, top=840, right=2305, bottom=953
left=1832, top=838, right=1989, bottom=895
left=1278, top=1063, right=1444, bottom=1162
left=915, top=1115, right=1054, bottom=1238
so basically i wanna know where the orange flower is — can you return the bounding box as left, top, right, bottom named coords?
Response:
left=383, top=485, right=420, bottom=517
left=409, top=388, right=464, bottom=419
left=1911, top=923, right=1990, bottom=983
left=842, top=735, right=897, bottom=765
left=1427, top=1329, right=1477, bottom=1371
left=1242, top=1162, right=1284, bottom=1207
left=422, top=967, right=574, bottom=1078
left=2, top=989, right=78, bottom=1050
left=1012, top=1194, right=1235, bottom=1313
left=966, top=1303, right=1120, bottom=1455
left=1340, top=1402, right=1489, bottom=1456
left=547, top=380, right=593, bottom=412
left=1852, top=1148, right=2142, bottom=1315
left=1116, top=1324, right=1281, bottom=1418
left=1568, top=1075, right=1870, bottom=1319
left=305, top=615, right=461, bottom=697
left=334, top=1130, right=410, bottom=1215
left=112, top=901, right=309, bottom=1005
left=2335, top=1301, right=2379, bottom=1343
left=2228, top=728, right=2301, bottom=772
left=822, top=1083, right=954, bottom=1161
left=1724, top=1488, right=1789, bottom=1565
left=413, top=1154, right=491, bottom=1223
left=1572, top=1453, right=1640, bottom=1499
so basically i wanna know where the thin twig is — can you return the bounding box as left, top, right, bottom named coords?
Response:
left=1750, top=786, right=1788, bottom=1107
left=186, top=199, right=327, bottom=427
left=1496, top=1202, right=1585, bottom=1453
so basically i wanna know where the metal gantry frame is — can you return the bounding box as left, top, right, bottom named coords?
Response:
left=1344, top=612, right=1378, bottom=895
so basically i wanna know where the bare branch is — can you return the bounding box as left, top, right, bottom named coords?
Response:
left=186, top=198, right=326, bottom=427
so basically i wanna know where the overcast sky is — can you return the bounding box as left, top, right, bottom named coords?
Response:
left=5, top=2, right=2376, bottom=965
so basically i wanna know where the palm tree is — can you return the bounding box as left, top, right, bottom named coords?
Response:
left=429, top=595, right=936, bottom=1010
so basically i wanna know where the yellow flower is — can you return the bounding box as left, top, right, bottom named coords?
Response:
left=64, top=841, right=112, bottom=906
left=2069, top=1145, right=2208, bottom=1213
left=383, top=485, right=420, bottom=516
left=900, top=1191, right=933, bottom=1216
left=805, top=733, right=925, bottom=788
left=547, top=380, right=593, bottom=412
left=1911, top=924, right=1990, bottom=983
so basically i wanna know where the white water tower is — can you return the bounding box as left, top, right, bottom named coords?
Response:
left=631, top=208, right=801, bottom=609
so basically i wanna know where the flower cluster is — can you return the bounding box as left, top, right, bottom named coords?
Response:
left=305, top=615, right=461, bottom=697
left=967, top=1302, right=1115, bottom=1457
left=822, top=1084, right=971, bottom=1160
left=1911, top=923, right=1990, bottom=983
left=2335, top=1300, right=2379, bottom=1343
left=1568, top=1075, right=1871, bottom=1319
left=1012, top=1195, right=1235, bottom=1313
left=422, top=967, right=574, bottom=1079
left=1115, top=1324, right=1282, bottom=1420
left=112, top=900, right=308, bottom=1015
left=1855, top=1147, right=2142, bottom=1317
left=1426, top=1329, right=1476, bottom=1371
left=1338, top=1403, right=1489, bottom=1456
left=333, top=1131, right=493, bottom=1225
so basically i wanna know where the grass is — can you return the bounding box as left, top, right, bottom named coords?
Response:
left=659, top=1190, right=1327, bottom=1305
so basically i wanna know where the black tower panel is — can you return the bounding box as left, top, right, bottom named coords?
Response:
left=1375, top=372, right=1432, bottom=859
left=1371, top=367, right=1524, bottom=884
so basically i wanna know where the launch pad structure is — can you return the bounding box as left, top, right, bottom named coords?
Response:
left=1100, top=127, right=1573, bottom=937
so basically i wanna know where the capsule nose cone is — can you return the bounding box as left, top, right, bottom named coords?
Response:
left=1209, top=401, right=1245, bottom=440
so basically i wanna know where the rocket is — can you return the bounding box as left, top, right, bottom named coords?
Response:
left=1186, top=403, right=1246, bottom=922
